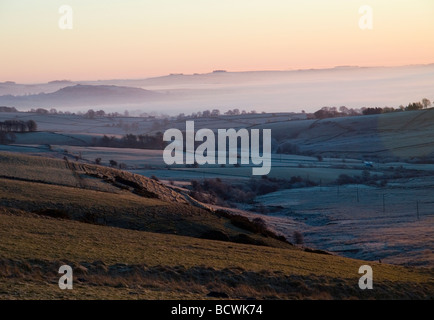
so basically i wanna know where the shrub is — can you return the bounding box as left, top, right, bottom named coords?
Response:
left=33, top=209, right=70, bottom=220
left=277, top=142, right=300, bottom=155
left=200, top=230, right=230, bottom=242
left=190, top=176, right=317, bottom=205
left=336, top=174, right=356, bottom=185
left=293, top=231, right=304, bottom=245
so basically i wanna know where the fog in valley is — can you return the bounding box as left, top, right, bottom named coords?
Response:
left=1, top=64, right=433, bottom=115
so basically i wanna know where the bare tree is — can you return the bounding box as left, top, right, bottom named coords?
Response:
left=422, top=98, right=432, bottom=109
left=26, top=120, right=37, bottom=132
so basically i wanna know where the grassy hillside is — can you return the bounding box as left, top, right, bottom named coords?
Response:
left=2, top=109, right=433, bottom=164
left=0, top=212, right=433, bottom=300
left=0, top=153, right=290, bottom=248
left=0, top=153, right=432, bottom=299
left=260, top=109, right=434, bottom=161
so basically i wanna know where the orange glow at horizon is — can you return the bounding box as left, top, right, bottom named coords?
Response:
left=1, top=0, right=433, bottom=83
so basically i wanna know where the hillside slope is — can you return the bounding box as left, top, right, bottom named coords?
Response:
left=0, top=85, right=162, bottom=108
left=0, top=212, right=432, bottom=299
left=261, top=109, right=434, bottom=161
left=0, top=152, right=432, bottom=299
left=0, top=152, right=289, bottom=248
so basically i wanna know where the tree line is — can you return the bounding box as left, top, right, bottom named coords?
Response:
left=0, top=106, right=18, bottom=113
left=175, top=108, right=259, bottom=120
left=0, top=120, right=37, bottom=144
left=312, top=98, right=432, bottom=119
left=93, top=133, right=165, bottom=149
left=0, top=120, right=37, bottom=132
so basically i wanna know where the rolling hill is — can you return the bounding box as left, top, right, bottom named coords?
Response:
left=254, top=108, right=434, bottom=161
left=1, top=64, right=433, bottom=114
left=0, top=153, right=289, bottom=248
left=0, top=85, right=162, bottom=108
left=0, top=152, right=432, bottom=299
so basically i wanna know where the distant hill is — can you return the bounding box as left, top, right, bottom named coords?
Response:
left=0, top=64, right=433, bottom=113
left=0, top=84, right=162, bottom=108
left=47, top=80, right=75, bottom=85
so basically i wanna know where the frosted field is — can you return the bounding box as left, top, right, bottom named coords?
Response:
left=0, top=143, right=389, bottom=183
left=2, top=142, right=432, bottom=266
left=1, top=108, right=433, bottom=267
left=255, top=182, right=434, bottom=266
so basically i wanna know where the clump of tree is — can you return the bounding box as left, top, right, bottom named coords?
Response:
left=313, top=106, right=361, bottom=119
left=224, top=108, right=257, bottom=116
left=189, top=176, right=317, bottom=207
left=175, top=108, right=259, bottom=120
left=276, top=142, right=300, bottom=155
left=293, top=231, right=304, bottom=245
left=361, top=106, right=399, bottom=115
left=215, top=210, right=288, bottom=243
left=422, top=98, right=432, bottom=109
left=29, top=108, right=68, bottom=115
left=312, top=98, right=432, bottom=119
left=190, top=178, right=255, bottom=206
left=94, top=133, right=165, bottom=149
left=335, top=168, right=413, bottom=187
left=83, top=109, right=106, bottom=119
left=402, top=99, right=432, bottom=111
left=362, top=107, right=384, bottom=115
left=0, top=106, right=18, bottom=112
left=0, top=120, right=37, bottom=132
left=405, top=102, right=423, bottom=111
left=336, top=170, right=379, bottom=186
left=30, top=108, right=49, bottom=114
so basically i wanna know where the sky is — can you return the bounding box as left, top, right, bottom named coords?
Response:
left=1, top=0, right=433, bottom=83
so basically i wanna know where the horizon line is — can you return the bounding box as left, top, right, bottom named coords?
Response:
left=3, top=62, right=434, bottom=85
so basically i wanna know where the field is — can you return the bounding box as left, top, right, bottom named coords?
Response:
left=0, top=153, right=292, bottom=248
left=256, top=183, right=434, bottom=266
left=1, top=213, right=432, bottom=300
left=1, top=109, right=434, bottom=299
